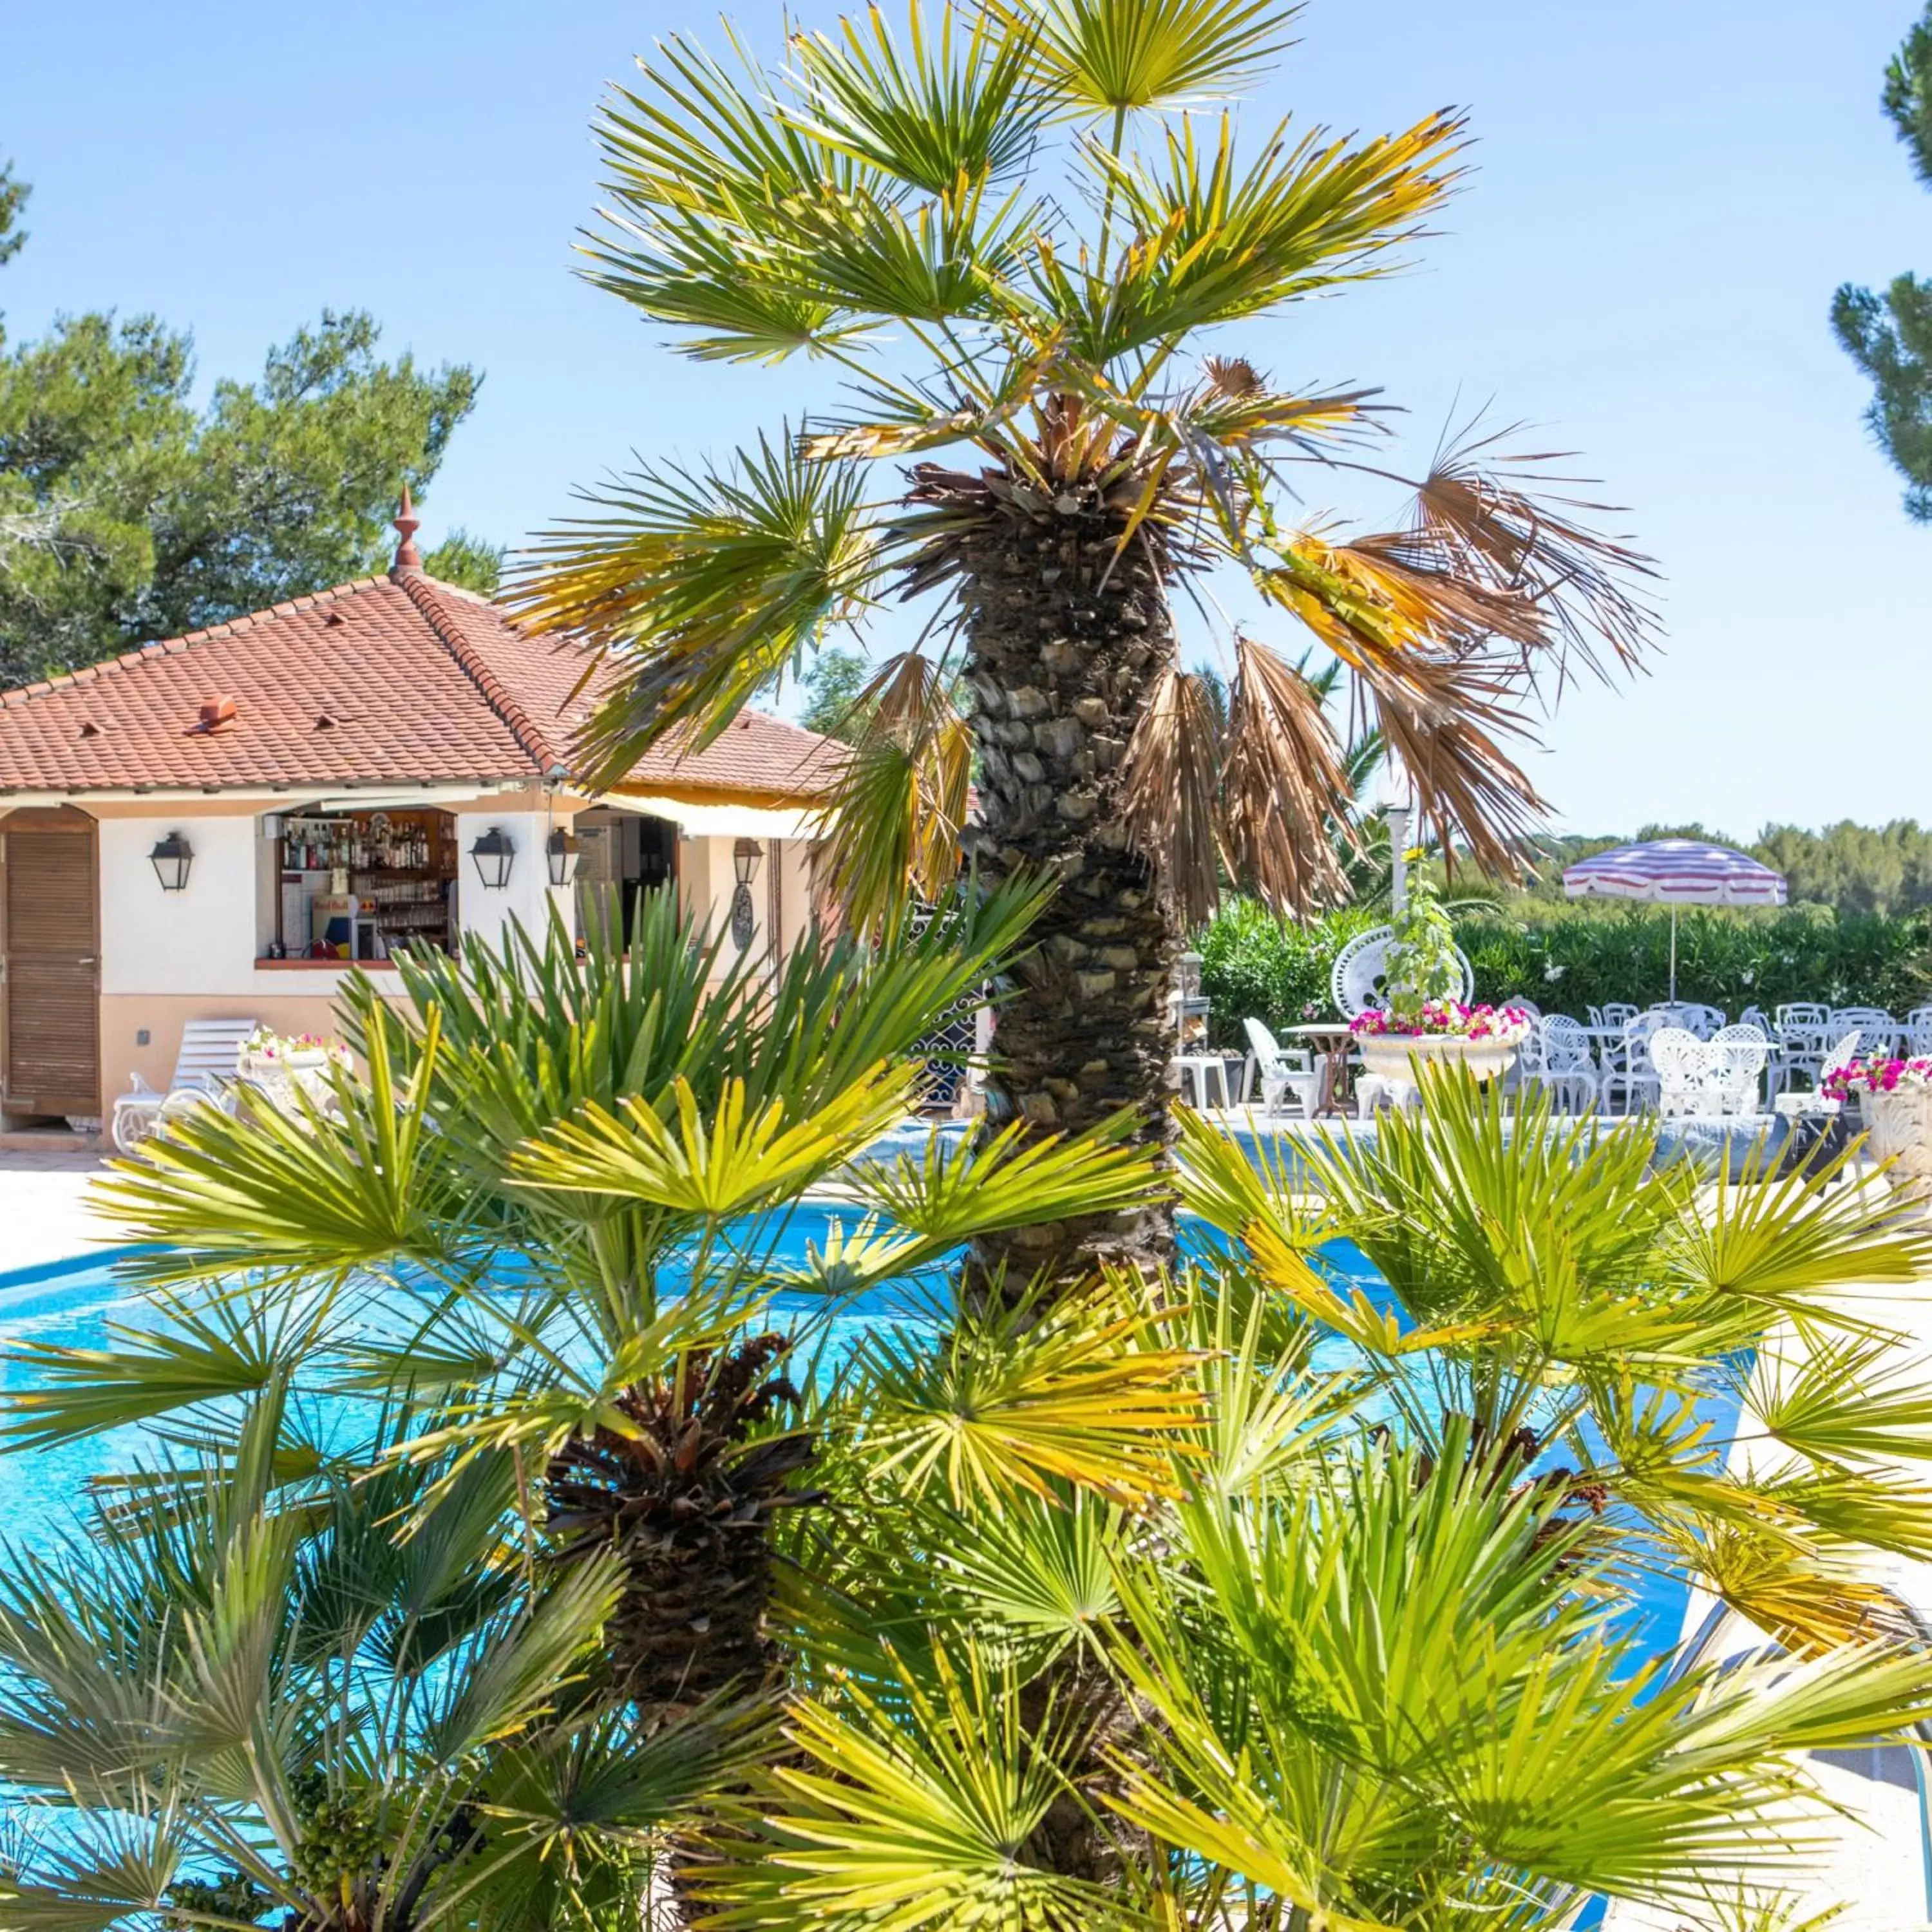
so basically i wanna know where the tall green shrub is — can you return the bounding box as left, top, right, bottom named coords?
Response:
left=1197, top=901, right=1380, bottom=1044
left=1201, top=899, right=1932, bottom=1041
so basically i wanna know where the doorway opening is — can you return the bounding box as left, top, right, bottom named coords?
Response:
left=574, top=810, right=679, bottom=945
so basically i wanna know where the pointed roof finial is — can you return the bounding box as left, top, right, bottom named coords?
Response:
left=392, top=485, right=422, bottom=573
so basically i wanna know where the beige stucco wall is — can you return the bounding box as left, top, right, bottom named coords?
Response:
left=99, top=987, right=410, bottom=1118
left=5, top=795, right=822, bottom=1122
left=678, top=832, right=819, bottom=974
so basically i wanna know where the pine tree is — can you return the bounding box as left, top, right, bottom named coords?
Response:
left=1833, top=4, right=1932, bottom=518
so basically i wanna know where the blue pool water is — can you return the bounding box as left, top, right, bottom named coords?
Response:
left=0, top=1213, right=1714, bottom=1663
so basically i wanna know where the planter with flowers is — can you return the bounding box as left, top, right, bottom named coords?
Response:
left=1821, top=1054, right=1932, bottom=1203
left=1349, top=884, right=1530, bottom=1095
left=1351, top=999, right=1533, bottom=1090
left=239, top=1028, right=352, bottom=1116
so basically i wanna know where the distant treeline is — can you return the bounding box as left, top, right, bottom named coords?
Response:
left=1504, top=821, right=1932, bottom=917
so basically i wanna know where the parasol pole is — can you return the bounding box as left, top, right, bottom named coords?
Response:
left=1668, top=905, right=1678, bottom=1003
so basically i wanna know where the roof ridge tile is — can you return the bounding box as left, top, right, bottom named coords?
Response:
left=390, top=569, right=564, bottom=774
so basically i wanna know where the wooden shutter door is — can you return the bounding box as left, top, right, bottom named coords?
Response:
left=1, top=813, right=99, bottom=1119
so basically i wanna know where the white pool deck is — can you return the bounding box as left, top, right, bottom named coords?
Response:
left=0, top=1150, right=114, bottom=1278
left=0, top=1148, right=1928, bottom=1920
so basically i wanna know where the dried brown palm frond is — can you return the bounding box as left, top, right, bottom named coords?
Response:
left=812, top=650, right=973, bottom=930
left=1334, top=527, right=1545, bottom=651
left=1256, top=525, right=1553, bottom=878
left=1202, top=354, right=1264, bottom=398
left=1119, top=665, right=1222, bottom=928
left=1408, top=426, right=1660, bottom=681
left=1351, top=640, right=1548, bottom=881
left=1218, top=636, right=1354, bottom=916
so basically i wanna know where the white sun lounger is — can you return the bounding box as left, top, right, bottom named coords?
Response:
left=109, top=1018, right=259, bottom=1154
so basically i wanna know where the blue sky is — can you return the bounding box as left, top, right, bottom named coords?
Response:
left=2, top=0, right=1926, bottom=837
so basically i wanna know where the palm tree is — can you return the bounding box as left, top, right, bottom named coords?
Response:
left=0, top=1384, right=750, bottom=1932
left=20, top=895, right=1179, bottom=1763
left=671, top=1083, right=1932, bottom=1928
left=1176, top=1075, right=1932, bottom=1654
left=512, top=0, right=1658, bottom=1282
left=14, top=1050, right=1932, bottom=1922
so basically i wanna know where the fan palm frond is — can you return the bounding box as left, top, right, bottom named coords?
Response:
left=1005, top=0, right=1296, bottom=115
left=702, top=1638, right=1113, bottom=1931
left=849, top=1278, right=1200, bottom=1506
left=785, top=0, right=1052, bottom=193
left=1052, top=108, right=1466, bottom=361
left=810, top=650, right=975, bottom=928
left=507, top=436, right=887, bottom=777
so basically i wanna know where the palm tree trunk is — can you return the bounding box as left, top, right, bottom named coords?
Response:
left=954, top=488, right=1183, bottom=1287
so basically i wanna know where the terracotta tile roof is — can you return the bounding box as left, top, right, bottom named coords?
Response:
left=0, top=570, right=840, bottom=800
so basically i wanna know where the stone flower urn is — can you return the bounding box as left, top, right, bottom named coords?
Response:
left=1868, top=1088, right=1932, bottom=1206
left=1356, top=1033, right=1520, bottom=1091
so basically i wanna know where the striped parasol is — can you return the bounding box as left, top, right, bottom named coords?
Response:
left=1562, top=838, right=1786, bottom=1000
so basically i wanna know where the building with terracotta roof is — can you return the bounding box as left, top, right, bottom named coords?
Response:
left=0, top=497, right=841, bottom=1128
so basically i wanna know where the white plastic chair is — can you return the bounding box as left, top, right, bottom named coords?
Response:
left=1776, top=1001, right=1830, bottom=1030
left=1773, top=1004, right=1833, bottom=1090
left=1907, top=1006, right=1932, bottom=1057
left=1242, top=1018, right=1321, bottom=1121
left=1647, top=1001, right=1724, bottom=1040
left=110, top=1018, right=260, bottom=1154
left=1774, top=1029, right=1866, bottom=1119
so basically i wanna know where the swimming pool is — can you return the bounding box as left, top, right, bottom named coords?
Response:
left=0, top=1209, right=1712, bottom=1663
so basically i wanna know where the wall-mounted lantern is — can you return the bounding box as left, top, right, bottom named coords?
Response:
left=546, top=828, right=580, bottom=889
left=468, top=826, right=515, bottom=891
left=730, top=838, right=762, bottom=950
left=149, top=831, right=194, bottom=893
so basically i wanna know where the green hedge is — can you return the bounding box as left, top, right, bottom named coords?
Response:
left=1198, top=899, right=1932, bottom=1043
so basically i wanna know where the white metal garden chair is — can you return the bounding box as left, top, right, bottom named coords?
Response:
left=1707, top=1023, right=1772, bottom=1116
left=1328, top=925, right=1474, bottom=1017
left=1831, top=1008, right=1899, bottom=1057
left=1517, top=1017, right=1598, bottom=1115
left=1600, top=1012, right=1666, bottom=1115
left=110, top=1018, right=260, bottom=1154
left=1651, top=1027, right=1724, bottom=1118
left=1242, top=1018, right=1321, bottom=1121
left=1908, top=1006, right=1932, bottom=1057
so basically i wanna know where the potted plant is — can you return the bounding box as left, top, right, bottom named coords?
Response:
left=1822, top=1054, right=1932, bottom=1204
left=241, top=1028, right=349, bottom=1074
left=1350, top=885, right=1530, bottom=1090
left=239, top=1029, right=352, bottom=1117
